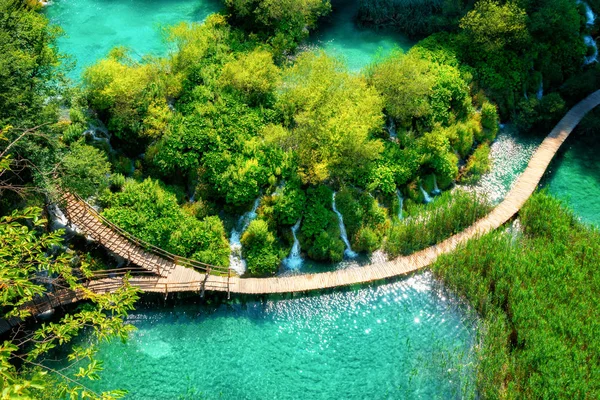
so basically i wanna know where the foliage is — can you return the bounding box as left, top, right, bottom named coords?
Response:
left=241, top=219, right=282, bottom=275
left=219, top=48, right=280, bottom=105
left=0, top=0, right=63, bottom=126
left=224, top=0, right=331, bottom=55
left=275, top=51, right=384, bottom=184
left=272, top=181, right=306, bottom=226
left=299, top=185, right=344, bottom=262
left=101, top=178, right=229, bottom=265
left=0, top=207, right=139, bottom=399
left=385, top=189, right=491, bottom=257
left=356, top=0, right=466, bottom=38
left=60, top=140, right=111, bottom=198
left=432, top=192, right=600, bottom=398
left=83, top=48, right=178, bottom=143
left=334, top=187, right=390, bottom=252
left=460, top=143, right=491, bottom=184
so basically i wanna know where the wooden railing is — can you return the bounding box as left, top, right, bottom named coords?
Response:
left=61, top=192, right=231, bottom=277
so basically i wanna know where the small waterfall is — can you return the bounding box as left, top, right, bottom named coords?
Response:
left=47, top=204, right=68, bottom=232
left=432, top=175, right=441, bottom=195
left=332, top=192, right=358, bottom=258
left=578, top=1, right=596, bottom=25
left=536, top=81, right=544, bottom=100
left=283, top=219, right=303, bottom=270
left=229, top=197, right=261, bottom=275
left=396, top=189, right=404, bottom=220
left=84, top=127, right=114, bottom=153
left=387, top=117, right=397, bottom=139
left=420, top=185, right=432, bottom=204
left=584, top=35, right=598, bottom=64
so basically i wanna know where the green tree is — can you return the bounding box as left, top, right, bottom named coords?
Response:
left=102, top=178, right=229, bottom=265
left=275, top=52, right=384, bottom=184
left=225, top=0, right=331, bottom=54
left=219, top=49, right=280, bottom=104
left=0, top=0, right=63, bottom=126
left=59, top=140, right=111, bottom=198
left=241, top=219, right=282, bottom=275
left=0, top=207, right=139, bottom=399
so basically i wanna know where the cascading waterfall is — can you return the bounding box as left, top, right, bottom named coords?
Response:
left=229, top=197, right=261, bottom=276
left=432, top=175, right=441, bottom=195
left=537, top=81, right=544, bottom=100
left=332, top=192, right=358, bottom=258
left=584, top=35, right=598, bottom=64
left=283, top=219, right=303, bottom=270
left=579, top=1, right=598, bottom=64
left=395, top=189, right=404, bottom=220
left=387, top=117, right=397, bottom=139
left=420, top=185, right=433, bottom=204
left=578, top=0, right=596, bottom=25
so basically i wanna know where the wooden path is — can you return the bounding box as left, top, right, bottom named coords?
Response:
left=36, top=90, right=600, bottom=300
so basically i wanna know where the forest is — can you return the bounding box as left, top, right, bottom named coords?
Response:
left=1, top=0, right=599, bottom=397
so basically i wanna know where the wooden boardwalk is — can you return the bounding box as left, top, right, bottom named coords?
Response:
left=53, top=89, right=600, bottom=296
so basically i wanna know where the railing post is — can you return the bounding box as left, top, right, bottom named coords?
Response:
left=227, top=268, right=231, bottom=300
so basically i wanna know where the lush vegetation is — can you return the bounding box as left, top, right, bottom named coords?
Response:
left=2, top=0, right=600, bottom=395
left=0, top=207, right=139, bottom=399
left=385, top=189, right=491, bottom=257
left=432, top=192, right=600, bottom=398
left=63, top=2, right=507, bottom=277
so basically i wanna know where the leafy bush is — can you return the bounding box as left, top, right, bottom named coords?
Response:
left=60, top=140, right=111, bottom=198
left=102, top=178, right=229, bottom=266
left=299, top=185, right=344, bottom=262
left=241, top=219, right=282, bottom=275
left=273, top=182, right=306, bottom=226
left=460, top=143, right=491, bottom=184
left=335, top=187, right=390, bottom=252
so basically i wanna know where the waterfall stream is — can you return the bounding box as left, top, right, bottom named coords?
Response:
left=584, top=35, right=598, bottom=64
left=432, top=176, right=441, bottom=195
left=283, top=219, right=303, bottom=270
left=387, top=117, right=397, bottom=139
left=580, top=1, right=598, bottom=64
left=579, top=0, right=596, bottom=25
left=420, top=185, right=433, bottom=204
left=396, top=189, right=404, bottom=220
left=537, top=81, right=544, bottom=100
left=229, top=197, right=261, bottom=276
left=332, top=192, right=358, bottom=258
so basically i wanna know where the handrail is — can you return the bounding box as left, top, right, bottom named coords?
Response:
left=62, top=192, right=231, bottom=276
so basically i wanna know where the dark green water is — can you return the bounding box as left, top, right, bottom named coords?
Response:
left=66, top=273, right=478, bottom=399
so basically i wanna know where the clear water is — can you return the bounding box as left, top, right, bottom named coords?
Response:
left=67, top=272, right=478, bottom=399
left=543, top=132, right=600, bottom=226
left=45, top=0, right=222, bottom=77
left=307, top=0, right=414, bottom=71
left=468, top=126, right=541, bottom=204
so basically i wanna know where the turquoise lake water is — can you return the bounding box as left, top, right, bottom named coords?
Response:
left=66, top=273, right=478, bottom=399
left=45, top=0, right=222, bottom=77
left=46, top=0, right=412, bottom=77
left=543, top=132, right=600, bottom=226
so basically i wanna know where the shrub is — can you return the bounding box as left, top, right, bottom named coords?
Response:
left=460, top=143, right=491, bottom=184
left=241, top=219, right=282, bottom=276
left=60, top=140, right=111, bottom=198
left=102, top=178, right=229, bottom=265
left=299, top=185, right=345, bottom=262
left=480, top=101, right=499, bottom=141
